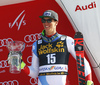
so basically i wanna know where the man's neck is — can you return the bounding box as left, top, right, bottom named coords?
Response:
left=46, top=33, right=56, bottom=37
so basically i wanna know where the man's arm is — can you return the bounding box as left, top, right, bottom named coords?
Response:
left=22, top=41, right=39, bottom=78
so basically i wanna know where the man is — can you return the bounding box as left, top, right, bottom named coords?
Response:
left=9, top=10, right=94, bottom=85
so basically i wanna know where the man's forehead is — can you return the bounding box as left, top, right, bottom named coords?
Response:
left=43, top=17, right=52, bottom=19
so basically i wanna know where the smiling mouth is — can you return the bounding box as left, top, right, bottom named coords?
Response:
left=45, top=26, right=50, bottom=29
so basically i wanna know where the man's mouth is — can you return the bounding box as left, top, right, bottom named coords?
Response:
left=45, top=26, right=50, bottom=29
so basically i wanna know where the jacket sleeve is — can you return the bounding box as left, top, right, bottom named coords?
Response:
left=66, top=36, right=92, bottom=81
left=23, top=41, right=39, bottom=78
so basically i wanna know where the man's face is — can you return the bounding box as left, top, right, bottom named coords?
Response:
left=42, top=17, right=58, bottom=35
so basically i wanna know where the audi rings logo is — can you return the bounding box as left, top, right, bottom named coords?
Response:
left=0, top=60, right=9, bottom=68
left=0, top=38, right=13, bottom=47
left=27, top=56, right=32, bottom=64
left=0, top=80, right=19, bottom=85
left=30, top=78, right=38, bottom=85
left=24, top=33, right=41, bottom=43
